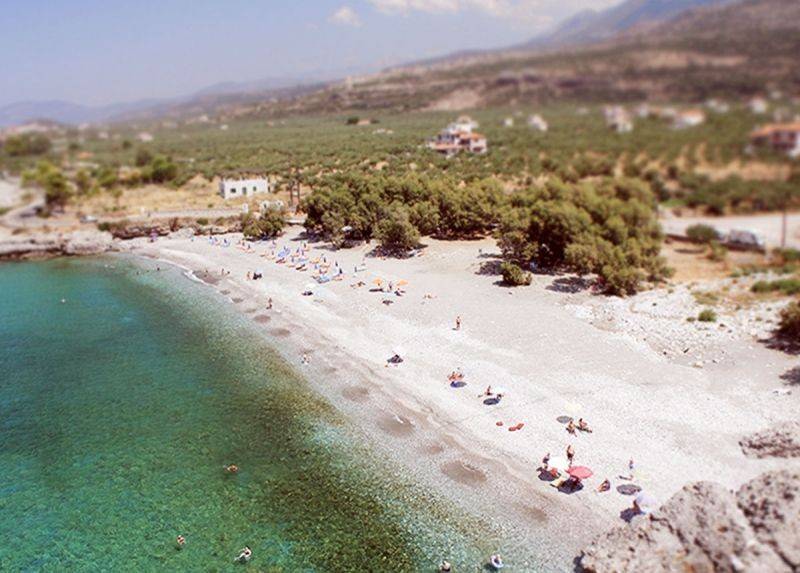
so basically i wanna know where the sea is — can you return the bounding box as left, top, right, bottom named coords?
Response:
left=0, top=257, right=499, bottom=572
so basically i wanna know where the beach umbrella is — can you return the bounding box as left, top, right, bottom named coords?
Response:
left=548, top=456, right=569, bottom=473
left=567, top=466, right=593, bottom=480
left=372, top=278, right=383, bottom=286
left=635, top=492, right=659, bottom=514
left=397, top=280, right=409, bottom=286
left=493, top=386, right=509, bottom=395
left=392, top=345, right=406, bottom=357
left=303, top=283, right=316, bottom=293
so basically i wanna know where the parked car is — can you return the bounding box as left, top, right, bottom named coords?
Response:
left=726, top=228, right=766, bottom=251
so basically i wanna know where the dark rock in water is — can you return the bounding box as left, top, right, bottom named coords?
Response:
left=740, top=422, right=800, bottom=459
left=579, top=471, right=800, bottom=573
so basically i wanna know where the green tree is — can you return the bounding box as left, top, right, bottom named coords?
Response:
left=135, top=147, right=154, bottom=167
left=3, top=133, right=51, bottom=156
left=375, top=204, right=420, bottom=253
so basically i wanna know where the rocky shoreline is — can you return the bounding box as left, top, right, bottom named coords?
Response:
left=0, top=230, right=115, bottom=261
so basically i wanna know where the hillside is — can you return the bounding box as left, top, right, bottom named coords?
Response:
left=524, top=0, right=736, bottom=48
left=225, top=0, right=798, bottom=119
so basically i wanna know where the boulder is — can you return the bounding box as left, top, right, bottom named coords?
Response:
left=579, top=471, right=800, bottom=572
left=740, top=422, right=800, bottom=459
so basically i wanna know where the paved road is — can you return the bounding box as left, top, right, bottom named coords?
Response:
left=660, top=212, right=800, bottom=250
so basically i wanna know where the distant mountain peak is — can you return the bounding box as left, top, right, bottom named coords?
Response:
left=524, top=0, right=738, bottom=49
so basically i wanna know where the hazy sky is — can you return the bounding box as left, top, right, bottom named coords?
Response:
left=0, top=0, right=621, bottom=107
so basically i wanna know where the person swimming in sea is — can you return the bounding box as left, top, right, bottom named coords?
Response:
left=224, top=464, right=239, bottom=474
left=176, top=535, right=186, bottom=550
left=234, top=546, right=252, bottom=563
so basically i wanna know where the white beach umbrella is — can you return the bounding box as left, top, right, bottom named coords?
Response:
left=548, top=456, right=570, bottom=473
left=303, top=283, right=316, bottom=293
left=493, top=386, right=510, bottom=395
left=564, top=401, right=583, bottom=415
left=392, top=345, right=406, bottom=357
left=635, top=492, right=659, bottom=514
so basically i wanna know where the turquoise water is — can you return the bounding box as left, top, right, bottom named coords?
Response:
left=0, top=258, right=495, bottom=572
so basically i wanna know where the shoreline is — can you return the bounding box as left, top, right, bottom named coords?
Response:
left=120, top=227, right=800, bottom=569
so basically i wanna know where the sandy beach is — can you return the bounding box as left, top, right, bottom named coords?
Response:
left=125, top=227, right=800, bottom=569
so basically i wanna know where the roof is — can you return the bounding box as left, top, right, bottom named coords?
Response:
left=751, top=122, right=800, bottom=138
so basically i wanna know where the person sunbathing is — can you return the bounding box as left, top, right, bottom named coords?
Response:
left=597, top=479, right=611, bottom=493
left=578, top=418, right=593, bottom=433
left=566, top=420, right=576, bottom=435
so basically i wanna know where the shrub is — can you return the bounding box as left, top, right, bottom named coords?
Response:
left=196, top=217, right=209, bottom=226
left=774, top=248, right=800, bottom=263
left=778, top=302, right=800, bottom=340
left=3, top=133, right=51, bottom=156
left=242, top=209, right=285, bottom=240
left=501, top=261, right=532, bottom=286
left=144, top=156, right=179, bottom=184
left=698, top=309, right=718, bottom=322
left=708, top=241, right=728, bottom=262
left=750, top=278, right=800, bottom=295
left=686, top=223, right=719, bottom=244
left=135, top=148, right=154, bottom=167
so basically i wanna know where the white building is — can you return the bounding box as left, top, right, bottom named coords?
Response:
left=219, top=176, right=271, bottom=200
left=604, top=106, right=633, bottom=133
left=503, top=117, right=514, bottom=127
left=673, top=109, right=706, bottom=129
left=528, top=114, right=548, bottom=132
left=749, top=97, right=768, bottom=114
left=427, top=116, right=488, bottom=157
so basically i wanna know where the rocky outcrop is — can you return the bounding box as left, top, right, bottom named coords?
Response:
left=579, top=470, right=800, bottom=573
left=101, top=218, right=240, bottom=240
left=0, top=230, right=114, bottom=260
left=740, top=422, right=800, bottom=459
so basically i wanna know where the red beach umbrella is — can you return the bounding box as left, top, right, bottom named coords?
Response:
left=567, top=466, right=593, bottom=480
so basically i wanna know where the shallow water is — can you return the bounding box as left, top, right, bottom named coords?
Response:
left=0, top=257, right=496, bottom=572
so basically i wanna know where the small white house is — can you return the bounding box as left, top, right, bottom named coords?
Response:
left=749, top=97, right=768, bottom=115
left=604, top=106, right=633, bottom=133
left=673, top=109, right=706, bottom=129
left=219, top=177, right=270, bottom=200
left=528, top=114, right=548, bottom=132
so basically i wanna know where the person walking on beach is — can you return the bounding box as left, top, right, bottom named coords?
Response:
left=627, top=458, right=635, bottom=480
left=566, top=444, right=575, bottom=466
left=455, top=316, right=462, bottom=331
left=267, top=297, right=273, bottom=310
left=540, top=452, right=551, bottom=472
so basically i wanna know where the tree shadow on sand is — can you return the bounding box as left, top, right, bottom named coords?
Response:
left=760, top=333, right=800, bottom=356
left=779, top=365, right=800, bottom=386
left=546, top=276, right=593, bottom=294
left=476, top=259, right=503, bottom=276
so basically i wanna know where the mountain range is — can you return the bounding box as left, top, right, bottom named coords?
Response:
left=523, top=0, right=737, bottom=48
left=3, top=0, right=797, bottom=128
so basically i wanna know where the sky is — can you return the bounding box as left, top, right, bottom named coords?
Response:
left=0, top=0, right=622, bottom=108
